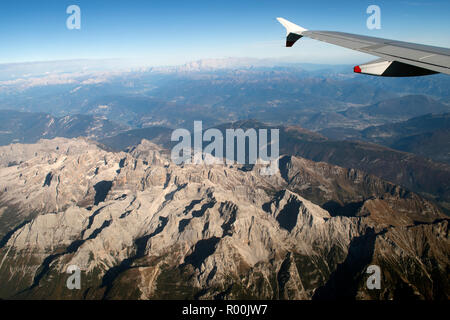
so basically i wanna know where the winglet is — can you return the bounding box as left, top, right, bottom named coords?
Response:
left=276, top=17, right=308, bottom=47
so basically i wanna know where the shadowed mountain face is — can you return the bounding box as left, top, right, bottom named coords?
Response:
left=99, top=126, right=173, bottom=152
left=0, top=138, right=448, bottom=300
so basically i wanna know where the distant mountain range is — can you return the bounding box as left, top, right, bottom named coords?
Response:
left=1, top=60, right=449, bottom=129
left=0, top=110, right=127, bottom=146
left=343, top=95, right=449, bottom=121
left=302, top=95, right=449, bottom=131
left=320, top=113, right=450, bottom=164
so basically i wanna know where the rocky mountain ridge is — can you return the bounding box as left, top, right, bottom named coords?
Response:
left=0, top=138, right=448, bottom=300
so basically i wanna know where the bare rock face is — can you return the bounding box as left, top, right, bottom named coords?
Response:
left=0, top=138, right=125, bottom=236
left=0, top=138, right=448, bottom=300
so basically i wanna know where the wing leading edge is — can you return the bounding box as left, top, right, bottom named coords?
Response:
left=276, top=17, right=450, bottom=77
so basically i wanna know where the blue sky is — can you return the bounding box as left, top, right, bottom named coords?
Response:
left=1, top=0, right=449, bottom=66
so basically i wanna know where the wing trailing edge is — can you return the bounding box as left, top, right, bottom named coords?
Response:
left=354, top=58, right=438, bottom=77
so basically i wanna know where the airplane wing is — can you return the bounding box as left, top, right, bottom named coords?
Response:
left=277, top=17, right=450, bottom=77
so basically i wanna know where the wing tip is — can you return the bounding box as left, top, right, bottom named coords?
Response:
left=276, top=17, right=308, bottom=34
left=277, top=17, right=307, bottom=47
